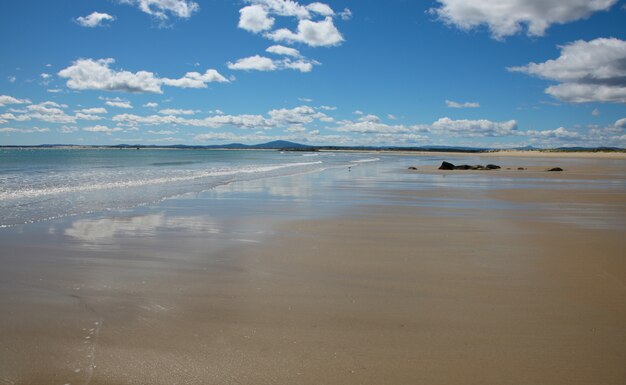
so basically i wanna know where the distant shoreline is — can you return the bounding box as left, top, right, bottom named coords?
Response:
left=2, top=144, right=625, bottom=159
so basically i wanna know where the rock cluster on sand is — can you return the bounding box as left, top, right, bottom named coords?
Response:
left=438, top=161, right=501, bottom=171
left=547, top=167, right=564, bottom=172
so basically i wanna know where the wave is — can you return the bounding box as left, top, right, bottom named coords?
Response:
left=0, top=161, right=323, bottom=201
left=351, top=158, right=380, bottom=163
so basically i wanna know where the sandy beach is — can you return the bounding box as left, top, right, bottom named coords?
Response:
left=0, top=153, right=625, bottom=384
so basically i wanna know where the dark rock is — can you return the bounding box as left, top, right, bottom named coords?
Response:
left=408, top=166, right=418, bottom=170
left=439, top=161, right=455, bottom=170
left=517, top=167, right=526, bottom=170
left=439, top=161, right=501, bottom=171
left=547, top=167, right=563, bottom=172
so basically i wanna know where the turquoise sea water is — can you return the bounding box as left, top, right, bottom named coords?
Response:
left=0, top=148, right=381, bottom=227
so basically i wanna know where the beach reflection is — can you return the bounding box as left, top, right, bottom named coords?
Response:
left=64, top=213, right=220, bottom=243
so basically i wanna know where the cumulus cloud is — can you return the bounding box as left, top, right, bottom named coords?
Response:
left=0, top=95, right=30, bottom=107
left=238, top=1, right=348, bottom=47
left=112, top=113, right=274, bottom=130
left=446, top=99, right=480, bottom=108
left=334, top=114, right=421, bottom=134
left=83, top=125, right=123, bottom=133
left=0, top=127, right=50, bottom=133
left=112, top=104, right=332, bottom=130
left=143, top=102, right=158, bottom=108
left=76, top=107, right=108, bottom=114
left=239, top=5, right=275, bottom=33
left=266, top=45, right=301, bottom=57
left=430, top=0, right=618, bottom=40
left=268, top=105, right=329, bottom=125
left=58, top=58, right=228, bottom=94
left=228, top=55, right=277, bottom=71
left=158, top=108, right=196, bottom=115
left=161, top=70, right=229, bottom=88
left=24, top=102, right=77, bottom=124
left=523, top=127, right=581, bottom=140
left=509, top=38, right=626, bottom=103
left=430, top=117, right=518, bottom=137
left=75, top=12, right=115, bottom=27
left=103, top=97, right=133, bottom=109
left=266, top=17, right=343, bottom=47
left=148, top=129, right=178, bottom=135
left=228, top=55, right=317, bottom=72
left=119, top=0, right=199, bottom=19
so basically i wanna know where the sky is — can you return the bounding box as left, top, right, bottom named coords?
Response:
left=1, top=0, right=625, bottom=148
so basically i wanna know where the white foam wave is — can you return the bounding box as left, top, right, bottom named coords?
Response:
left=351, top=158, right=380, bottom=163
left=0, top=161, right=323, bottom=201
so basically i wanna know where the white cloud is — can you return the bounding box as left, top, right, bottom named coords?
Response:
left=0, top=95, right=30, bottom=107
left=245, top=0, right=310, bottom=19
left=0, top=127, right=49, bottom=133
left=0, top=113, right=31, bottom=122
left=228, top=55, right=277, bottom=71
left=284, top=59, right=317, bottom=72
left=306, top=2, right=334, bottom=17
left=266, top=16, right=343, bottom=47
left=75, top=113, right=104, bottom=121
left=239, top=5, right=275, bottom=33
left=266, top=45, right=301, bottom=57
left=75, top=12, right=115, bottom=27
left=77, top=107, right=108, bottom=114
left=268, top=105, right=328, bottom=125
left=148, top=129, right=178, bottom=135
left=112, top=113, right=274, bottom=129
left=83, top=125, right=123, bottom=133
left=430, top=117, right=518, bottom=137
left=24, top=102, right=77, bottom=124
left=105, top=98, right=133, bottom=109
left=446, top=99, right=480, bottom=108
left=161, top=70, right=229, bottom=88
left=8, top=76, right=17, bottom=83
left=614, top=117, right=626, bottom=128
left=47, top=89, right=63, bottom=93
left=143, top=102, right=158, bottom=108
left=338, top=8, right=352, bottom=21
left=334, top=114, right=419, bottom=134
left=592, top=108, right=600, bottom=116
left=158, top=108, right=196, bottom=115
left=430, top=0, right=618, bottom=40
left=524, top=127, right=581, bottom=140
left=58, top=58, right=227, bottom=94
left=119, top=0, right=199, bottom=19
left=59, top=126, right=79, bottom=133
left=318, top=105, right=336, bottom=111
left=509, top=38, right=626, bottom=103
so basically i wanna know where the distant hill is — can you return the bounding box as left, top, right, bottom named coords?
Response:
left=1, top=142, right=623, bottom=152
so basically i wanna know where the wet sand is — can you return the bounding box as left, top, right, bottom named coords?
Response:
left=0, top=155, right=625, bottom=384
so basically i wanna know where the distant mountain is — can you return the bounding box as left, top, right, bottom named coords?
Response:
left=250, top=140, right=312, bottom=149
left=3, top=142, right=622, bottom=152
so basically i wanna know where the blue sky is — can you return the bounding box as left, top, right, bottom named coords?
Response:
left=1, top=0, right=625, bottom=148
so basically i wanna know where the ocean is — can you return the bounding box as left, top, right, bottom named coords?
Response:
left=0, top=148, right=381, bottom=228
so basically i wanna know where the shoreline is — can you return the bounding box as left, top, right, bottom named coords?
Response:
left=2, top=146, right=625, bottom=159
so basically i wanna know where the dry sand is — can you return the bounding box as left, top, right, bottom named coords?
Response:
left=0, top=156, right=625, bottom=384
